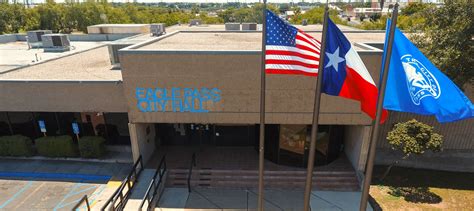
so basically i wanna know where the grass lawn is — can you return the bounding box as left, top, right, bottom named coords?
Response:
left=369, top=165, right=474, bottom=211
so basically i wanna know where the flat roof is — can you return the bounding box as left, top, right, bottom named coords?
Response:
left=138, top=31, right=386, bottom=51
left=165, top=24, right=361, bottom=32
left=0, top=33, right=155, bottom=81
left=0, top=41, right=106, bottom=73
left=0, top=46, right=121, bottom=81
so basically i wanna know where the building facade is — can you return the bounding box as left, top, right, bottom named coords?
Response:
left=0, top=24, right=472, bottom=185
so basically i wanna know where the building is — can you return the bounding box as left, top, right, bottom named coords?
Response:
left=0, top=23, right=472, bottom=196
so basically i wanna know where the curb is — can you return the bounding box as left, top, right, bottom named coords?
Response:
left=0, top=155, right=133, bottom=164
left=0, top=171, right=112, bottom=182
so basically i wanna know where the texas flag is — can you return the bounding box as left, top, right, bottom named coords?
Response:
left=322, top=18, right=388, bottom=122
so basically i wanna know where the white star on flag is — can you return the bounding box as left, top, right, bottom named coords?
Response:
left=325, top=47, right=345, bottom=72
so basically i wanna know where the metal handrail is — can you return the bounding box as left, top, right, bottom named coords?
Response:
left=72, top=195, right=90, bottom=211
left=139, top=155, right=167, bottom=211
left=187, top=153, right=197, bottom=193
left=101, top=155, right=144, bottom=211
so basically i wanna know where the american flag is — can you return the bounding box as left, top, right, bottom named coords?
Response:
left=265, top=10, right=321, bottom=76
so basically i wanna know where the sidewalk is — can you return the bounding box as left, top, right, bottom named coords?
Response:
left=157, top=187, right=373, bottom=211
left=0, top=158, right=131, bottom=181
left=0, top=146, right=134, bottom=164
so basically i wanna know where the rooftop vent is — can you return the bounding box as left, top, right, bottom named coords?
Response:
left=150, top=23, right=166, bottom=36
left=225, top=23, right=240, bottom=31
left=27, top=30, right=52, bottom=48
left=41, top=34, right=70, bottom=52
left=241, top=23, right=257, bottom=31
left=108, top=43, right=133, bottom=69
left=189, top=19, right=202, bottom=26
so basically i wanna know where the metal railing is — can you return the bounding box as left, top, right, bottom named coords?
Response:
left=139, top=155, right=167, bottom=211
left=187, top=153, right=197, bottom=193
left=101, top=155, right=144, bottom=211
left=72, top=195, right=90, bottom=211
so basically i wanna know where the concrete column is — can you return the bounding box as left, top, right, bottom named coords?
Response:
left=129, top=123, right=156, bottom=165
left=343, top=125, right=372, bottom=173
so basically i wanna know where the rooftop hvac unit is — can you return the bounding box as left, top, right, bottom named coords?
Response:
left=150, top=23, right=166, bottom=36
left=241, top=23, right=257, bottom=31
left=189, top=19, right=202, bottom=26
left=41, top=34, right=71, bottom=52
left=108, top=43, right=133, bottom=69
left=27, top=30, right=52, bottom=48
left=225, top=23, right=240, bottom=31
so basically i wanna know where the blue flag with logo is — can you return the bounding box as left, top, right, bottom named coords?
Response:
left=382, top=20, right=474, bottom=123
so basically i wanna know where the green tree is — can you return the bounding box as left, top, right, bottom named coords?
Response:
left=411, top=0, right=474, bottom=87
left=35, top=0, right=66, bottom=33
left=401, top=2, right=430, bottom=16
left=382, top=119, right=443, bottom=180
left=191, top=4, right=200, bottom=15
left=291, top=6, right=346, bottom=25
left=0, top=3, right=26, bottom=34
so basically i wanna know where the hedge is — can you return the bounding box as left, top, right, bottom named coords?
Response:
left=0, top=135, right=34, bottom=157
left=78, top=136, right=106, bottom=158
left=35, top=135, right=78, bottom=157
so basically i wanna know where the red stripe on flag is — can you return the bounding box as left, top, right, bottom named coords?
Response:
left=296, top=35, right=321, bottom=50
left=266, top=50, right=319, bottom=61
left=265, top=69, right=318, bottom=77
left=295, top=44, right=320, bottom=55
left=265, top=59, right=319, bottom=69
left=297, top=30, right=321, bottom=44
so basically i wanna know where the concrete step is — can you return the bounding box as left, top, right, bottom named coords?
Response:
left=167, top=172, right=357, bottom=180
left=168, top=169, right=355, bottom=175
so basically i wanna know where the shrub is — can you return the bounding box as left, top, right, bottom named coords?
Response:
left=78, top=136, right=106, bottom=158
left=35, top=135, right=78, bottom=157
left=0, top=135, right=34, bottom=157
left=381, top=119, right=443, bottom=180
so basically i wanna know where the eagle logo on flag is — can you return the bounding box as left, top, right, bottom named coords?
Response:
left=401, top=54, right=441, bottom=105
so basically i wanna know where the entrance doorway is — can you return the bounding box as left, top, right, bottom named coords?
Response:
left=156, top=123, right=257, bottom=147
left=152, top=123, right=344, bottom=169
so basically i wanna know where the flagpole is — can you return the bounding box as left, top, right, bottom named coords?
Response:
left=359, top=3, right=399, bottom=211
left=258, top=1, right=267, bottom=211
left=302, top=4, right=330, bottom=211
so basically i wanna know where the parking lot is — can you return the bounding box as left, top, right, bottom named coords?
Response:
left=0, top=159, right=131, bottom=211
left=0, top=179, right=105, bottom=210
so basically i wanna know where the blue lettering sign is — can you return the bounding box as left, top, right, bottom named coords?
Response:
left=72, top=123, right=80, bottom=135
left=135, top=87, right=222, bottom=113
left=38, top=120, right=46, bottom=133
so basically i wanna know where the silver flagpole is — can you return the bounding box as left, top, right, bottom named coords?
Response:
left=302, top=3, right=330, bottom=211
left=359, top=3, right=399, bottom=211
left=258, top=1, right=267, bottom=210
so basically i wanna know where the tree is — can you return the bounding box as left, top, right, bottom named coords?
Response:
left=401, top=2, right=430, bottom=16
left=191, top=4, right=200, bottom=15
left=382, top=119, right=443, bottom=180
left=290, top=6, right=346, bottom=25
left=35, top=1, right=66, bottom=33
left=411, top=0, right=474, bottom=88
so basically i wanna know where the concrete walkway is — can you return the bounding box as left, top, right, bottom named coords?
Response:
left=0, top=158, right=132, bottom=180
left=157, top=187, right=372, bottom=211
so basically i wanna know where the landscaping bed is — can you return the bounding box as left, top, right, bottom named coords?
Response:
left=370, top=165, right=474, bottom=210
